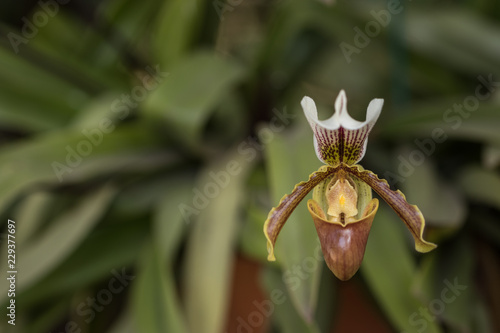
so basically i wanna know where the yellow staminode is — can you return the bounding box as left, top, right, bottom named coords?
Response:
left=339, top=194, right=346, bottom=206
left=326, top=176, right=358, bottom=219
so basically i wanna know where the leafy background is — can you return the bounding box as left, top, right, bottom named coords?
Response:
left=0, top=0, right=499, bottom=332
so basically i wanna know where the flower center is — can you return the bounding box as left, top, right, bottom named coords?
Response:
left=326, top=171, right=358, bottom=225
left=339, top=194, right=346, bottom=206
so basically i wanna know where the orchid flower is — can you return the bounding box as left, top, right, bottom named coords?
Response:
left=263, top=90, right=437, bottom=281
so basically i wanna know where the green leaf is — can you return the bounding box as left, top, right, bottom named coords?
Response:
left=470, top=209, right=500, bottom=246
left=264, top=123, right=323, bottom=322
left=99, top=0, right=163, bottom=55
left=153, top=176, right=192, bottom=263
left=407, top=10, right=500, bottom=77
left=262, top=266, right=321, bottom=333
left=0, top=185, right=116, bottom=300
left=402, top=156, right=466, bottom=229
left=69, top=93, right=126, bottom=129
left=130, top=176, right=193, bottom=332
left=0, top=46, right=88, bottom=131
left=240, top=202, right=271, bottom=263
left=459, top=166, right=500, bottom=210
left=380, top=101, right=500, bottom=145
left=0, top=123, right=168, bottom=213
left=239, top=166, right=273, bottom=263
left=153, top=0, right=205, bottom=67
left=106, top=174, right=183, bottom=219
left=107, top=307, right=140, bottom=333
left=482, top=144, right=500, bottom=169
left=17, top=219, right=147, bottom=308
left=143, top=51, right=245, bottom=147
left=11, top=191, right=53, bottom=245
left=132, top=243, right=188, bottom=333
left=27, top=13, right=128, bottom=92
left=257, top=0, right=331, bottom=91
left=183, top=149, right=252, bottom=333
left=470, top=298, right=495, bottom=333
left=24, top=298, right=71, bottom=333
left=361, top=205, right=442, bottom=333
left=412, top=237, right=476, bottom=332
left=314, top=266, right=337, bottom=332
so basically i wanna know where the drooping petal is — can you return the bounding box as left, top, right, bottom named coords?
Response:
left=301, top=90, right=383, bottom=166
left=264, top=165, right=336, bottom=261
left=344, top=164, right=437, bottom=253
left=308, top=198, right=379, bottom=280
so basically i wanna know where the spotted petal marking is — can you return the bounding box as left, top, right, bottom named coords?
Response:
left=301, top=90, right=383, bottom=165
left=263, top=165, right=336, bottom=261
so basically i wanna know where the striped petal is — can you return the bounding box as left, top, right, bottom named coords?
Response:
left=301, top=90, right=383, bottom=165
left=343, top=164, right=437, bottom=253
left=263, top=165, right=336, bottom=261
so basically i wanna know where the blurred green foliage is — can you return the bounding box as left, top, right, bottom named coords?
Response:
left=0, top=0, right=499, bottom=332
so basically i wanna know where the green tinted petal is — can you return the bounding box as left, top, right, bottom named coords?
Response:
left=263, top=165, right=336, bottom=261
left=344, top=164, right=437, bottom=253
